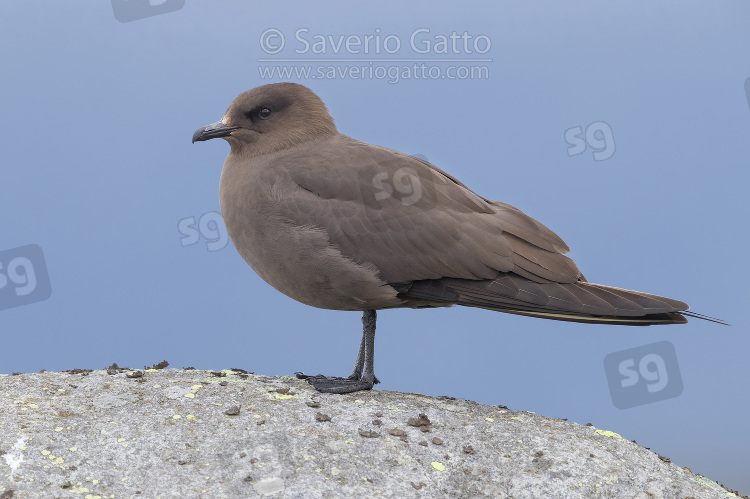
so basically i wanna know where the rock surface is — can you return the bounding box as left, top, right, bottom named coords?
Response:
left=0, top=367, right=742, bottom=498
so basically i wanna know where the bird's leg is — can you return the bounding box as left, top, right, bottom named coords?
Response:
left=347, top=326, right=367, bottom=380
left=295, top=310, right=380, bottom=394
left=359, top=309, right=380, bottom=385
left=346, top=312, right=381, bottom=383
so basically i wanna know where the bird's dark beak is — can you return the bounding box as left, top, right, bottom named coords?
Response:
left=192, top=121, right=239, bottom=143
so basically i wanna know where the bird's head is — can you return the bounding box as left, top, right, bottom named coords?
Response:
left=192, top=82, right=338, bottom=157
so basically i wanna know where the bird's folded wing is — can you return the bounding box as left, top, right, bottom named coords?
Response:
left=269, top=135, right=583, bottom=285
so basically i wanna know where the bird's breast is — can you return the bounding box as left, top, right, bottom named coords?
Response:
left=218, top=158, right=400, bottom=311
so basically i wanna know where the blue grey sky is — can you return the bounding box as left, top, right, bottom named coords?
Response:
left=1, top=1, right=748, bottom=494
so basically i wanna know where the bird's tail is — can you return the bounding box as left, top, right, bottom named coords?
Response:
left=395, top=274, right=727, bottom=326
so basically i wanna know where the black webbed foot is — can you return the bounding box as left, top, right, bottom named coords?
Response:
left=295, top=372, right=379, bottom=394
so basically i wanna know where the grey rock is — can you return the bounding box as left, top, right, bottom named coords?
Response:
left=0, top=369, right=742, bottom=498
left=91, top=392, right=139, bottom=409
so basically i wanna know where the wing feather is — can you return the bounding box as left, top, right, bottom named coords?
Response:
left=273, top=135, right=579, bottom=284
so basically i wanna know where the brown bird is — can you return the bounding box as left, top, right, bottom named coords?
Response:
left=193, top=82, right=713, bottom=394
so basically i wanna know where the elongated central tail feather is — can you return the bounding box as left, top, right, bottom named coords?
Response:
left=394, top=273, right=706, bottom=326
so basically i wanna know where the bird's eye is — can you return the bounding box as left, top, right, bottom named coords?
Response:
left=259, top=108, right=272, bottom=119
